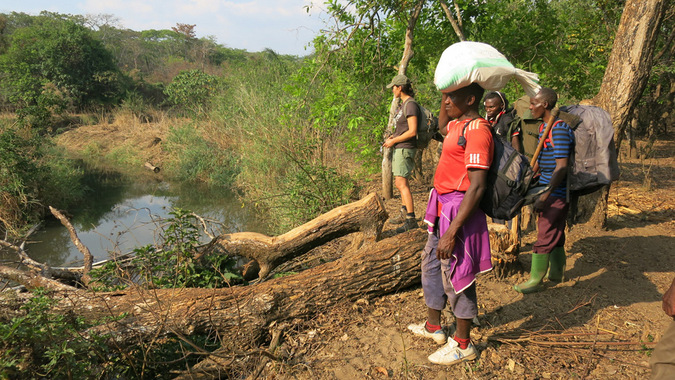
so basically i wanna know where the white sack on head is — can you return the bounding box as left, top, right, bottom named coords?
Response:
left=434, top=41, right=540, bottom=97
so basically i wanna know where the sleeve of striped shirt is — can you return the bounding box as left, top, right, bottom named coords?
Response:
left=551, top=123, right=573, bottom=159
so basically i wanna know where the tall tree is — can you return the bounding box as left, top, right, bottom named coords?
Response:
left=439, top=0, right=465, bottom=41
left=592, top=0, right=668, bottom=150
left=581, top=0, right=668, bottom=228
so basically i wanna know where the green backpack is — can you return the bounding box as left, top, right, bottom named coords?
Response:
left=510, top=96, right=542, bottom=159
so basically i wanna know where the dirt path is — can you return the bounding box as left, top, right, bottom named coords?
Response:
left=265, top=140, right=675, bottom=379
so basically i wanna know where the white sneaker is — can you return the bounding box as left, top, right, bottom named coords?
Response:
left=428, top=338, right=478, bottom=365
left=407, top=322, right=447, bottom=345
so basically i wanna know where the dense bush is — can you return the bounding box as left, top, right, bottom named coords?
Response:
left=164, top=69, right=221, bottom=116
left=0, top=288, right=220, bottom=378
left=0, top=13, right=123, bottom=130
left=164, top=122, right=239, bottom=186
left=0, top=122, right=84, bottom=236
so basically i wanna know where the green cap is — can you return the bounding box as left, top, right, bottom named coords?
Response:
left=386, top=74, right=411, bottom=88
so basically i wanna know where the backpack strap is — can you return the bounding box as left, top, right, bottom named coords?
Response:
left=401, top=98, right=422, bottom=131
left=539, top=119, right=565, bottom=149
left=401, top=98, right=420, bottom=119
left=458, top=118, right=479, bottom=147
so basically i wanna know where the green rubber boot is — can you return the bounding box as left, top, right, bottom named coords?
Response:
left=547, top=247, right=566, bottom=283
left=514, top=253, right=549, bottom=294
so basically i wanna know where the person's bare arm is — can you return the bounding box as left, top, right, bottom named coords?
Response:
left=383, top=115, right=418, bottom=148
left=438, top=94, right=449, bottom=137
left=436, top=168, right=488, bottom=260
left=511, top=134, right=522, bottom=154
left=534, top=157, right=568, bottom=211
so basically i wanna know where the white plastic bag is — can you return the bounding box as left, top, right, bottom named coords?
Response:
left=434, top=41, right=540, bottom=97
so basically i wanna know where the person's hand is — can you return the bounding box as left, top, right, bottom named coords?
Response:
left=533, top=193, right=548, bottom=212
left=663, top=277, right=675, bottom=319
left=436, top=228, right=457, bottom=260
left=383, top=138, right=395, bottom=148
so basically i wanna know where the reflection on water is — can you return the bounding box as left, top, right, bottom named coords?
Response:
left=8, top=176, right=265, bottom=268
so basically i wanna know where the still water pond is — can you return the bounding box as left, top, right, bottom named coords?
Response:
left=24, top=175, right=265, bottom=267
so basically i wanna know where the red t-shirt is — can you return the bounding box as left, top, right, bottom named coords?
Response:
left=434, top=118, right=493, bottom=194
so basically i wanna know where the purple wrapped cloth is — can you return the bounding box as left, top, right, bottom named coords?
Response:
left=423, top=188, right=493, bottom=293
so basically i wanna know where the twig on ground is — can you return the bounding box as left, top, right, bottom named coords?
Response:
left=566, top=294, right=597, bottom=314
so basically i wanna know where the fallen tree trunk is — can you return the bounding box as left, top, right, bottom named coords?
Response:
left=202, top=192, right=388, bottom=278
left=49, top=206, right=94, bottom=286
left=57, top=229, right=428, bottom=350
left=0, top=265, right=78, bottom=292
left=144, top=162, right=160, bottom=173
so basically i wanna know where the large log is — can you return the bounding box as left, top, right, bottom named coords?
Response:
left=203, top=192, right=388, bottom=278
left=60, top=229, right=428, bottom=349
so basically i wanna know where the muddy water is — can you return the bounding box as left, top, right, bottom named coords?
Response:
left=22, top=175, right=266, bottom=267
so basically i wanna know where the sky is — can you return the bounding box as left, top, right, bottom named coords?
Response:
left=0, top=0, right=331, bottom=56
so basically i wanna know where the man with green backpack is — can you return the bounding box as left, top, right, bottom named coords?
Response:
left=514, top=88, right=573, bottom=294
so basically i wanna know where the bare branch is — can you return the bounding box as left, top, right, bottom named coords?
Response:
left=0, top=265, right=78, bottom=292
left=49, top=206, right=93, bottom=287
left=439, top=0, right=466, bottom=41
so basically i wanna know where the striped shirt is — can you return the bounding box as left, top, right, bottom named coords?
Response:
left=537, top=120, right=574, bottom=198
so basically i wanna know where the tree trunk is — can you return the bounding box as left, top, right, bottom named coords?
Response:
left=202, top=193, right=388, bottom=279
left=382, top=1, right=423, bottom=200
left=591, top=0, right=666, bottom=151
left=581, top=0, right=667, bottom=229
left=0, top=265, right=78, bottom=292
left=59, top=229, right=429, bottom=349
left=412, top=148, right=424, bottom=182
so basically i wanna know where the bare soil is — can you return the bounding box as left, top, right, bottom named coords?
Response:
left=261, top=139, right=675, bottom=379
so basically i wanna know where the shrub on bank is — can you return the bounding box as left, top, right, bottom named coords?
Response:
left=0, top=122, right=84, bottom=237
left=164, top=122, right=239, bottom=187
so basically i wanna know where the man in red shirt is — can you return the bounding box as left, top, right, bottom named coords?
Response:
left=408, top=83, right=493, bottom=366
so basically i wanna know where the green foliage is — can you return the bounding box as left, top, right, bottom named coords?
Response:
left=0, top=288, right=220, bottom=378
left=277, top=142, right=359, bottom=229
left=104, top=144, right=144, bottom=168
left=0, top=122, right=84, bottom=236
left=0, top=12, right=122, bottom=130
left=91, top=208, right=241, bottom=290
left=164, top=122, right=239, bottom=186
left=0, top=289, right=119, bottom=379
left=164, top=69, right=221, bottom=116
left=206, top=52, right=360, bottom=233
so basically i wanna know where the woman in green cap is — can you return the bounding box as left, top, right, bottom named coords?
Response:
left=384, top=74, right=419, bottom=233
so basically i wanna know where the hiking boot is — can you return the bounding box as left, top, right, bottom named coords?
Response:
left=547, top=247, right=566, bottom=283
left=514, top=253, right=549, bottom=294
left=395, top=217, right=418, bottom=233
left=389, top=206, right=408, bottom=225
left=428, top=338, right=478, bottom=365
left=407, top=322, right=447, bottom=345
